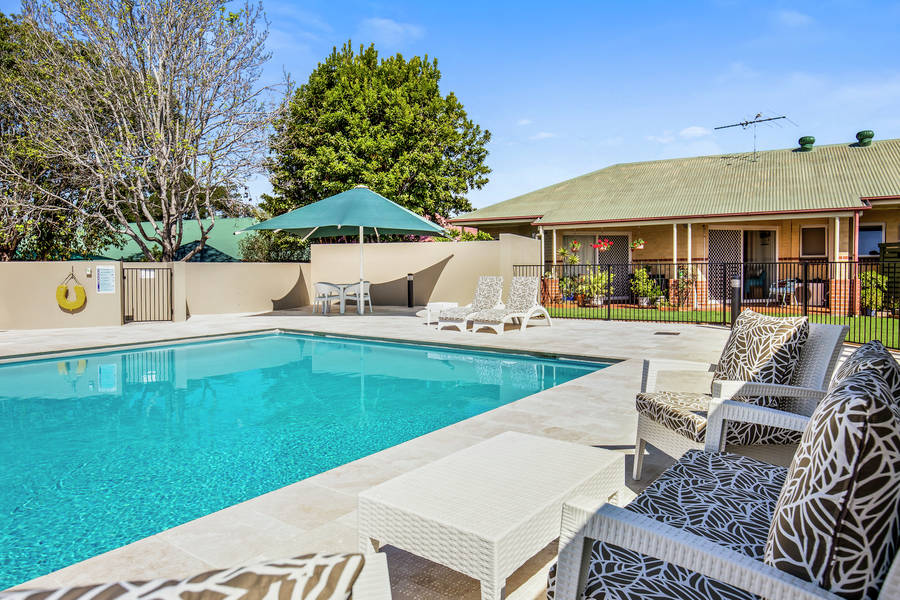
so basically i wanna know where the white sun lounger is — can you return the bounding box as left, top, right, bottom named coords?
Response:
left=437, top=275, right=503, bottom=331
left=471, top=276, right=551, bottom=335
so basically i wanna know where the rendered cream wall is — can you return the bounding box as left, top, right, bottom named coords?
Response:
left=0, top=261, right=123, bottom=330
left=310, top=234, right=540, bottom=306
left=183, top=262, right=311, bottom=316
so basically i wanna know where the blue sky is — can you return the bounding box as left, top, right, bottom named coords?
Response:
left=3, top=0, right=899, bottom=210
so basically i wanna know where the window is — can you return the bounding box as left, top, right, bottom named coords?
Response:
left=800, top=227, right=827, bottom=257
left=858, top=225, right=884, bottom=257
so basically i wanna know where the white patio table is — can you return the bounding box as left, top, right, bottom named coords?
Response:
left=358, top=432, right=627, bottom=600
left=327, top=281, right=370, bottom=314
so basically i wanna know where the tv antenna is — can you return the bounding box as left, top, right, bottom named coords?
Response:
left=715, top=113, right=790, bottom=160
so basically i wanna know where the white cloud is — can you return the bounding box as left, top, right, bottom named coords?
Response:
left=596, top=136, right=624, bottom=147
left=774, top=9, right=813, bottom=27
left=646, top=131, right=675, bottom=144
left=717, top=61, right=761, bottom=83
left=357, top=17, right=424, bottom=47
left=679, top=126, right=711, bottom=139
left=517, top=118, right=533, bottom=126
left=266, top=2, right=333, bottom=33
left=530, top=131, right=556, bottom=140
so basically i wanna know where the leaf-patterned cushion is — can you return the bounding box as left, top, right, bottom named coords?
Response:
left=0, top=554, right=365, bottom=600
left=635, top=390, right=802, bottom=445
left=547, top=450, right=784, bottom=600
left=439, top=275, right=503, bottom=321
left=506, top=276, right=540, bottom=311
left=764, top=370, right=900, bottom=600
left=831, top=340, right=900, bottom=404
left=713, top=310, right=809, bottom=407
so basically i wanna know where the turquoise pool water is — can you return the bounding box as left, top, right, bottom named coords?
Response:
left=0, top=333, right=604, bottom=587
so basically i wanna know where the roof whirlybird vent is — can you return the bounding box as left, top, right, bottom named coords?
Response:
left=797, top=136, right=815, bottom=152
left=856, top=130, right=874, bottom=146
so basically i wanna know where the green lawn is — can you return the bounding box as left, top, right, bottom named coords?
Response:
left=548, top=306, right=728, bottom=323
left=548, top=307, right=900, bottom=348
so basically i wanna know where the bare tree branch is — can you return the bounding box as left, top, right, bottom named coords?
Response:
left=7, top=0, right=279, bottom=261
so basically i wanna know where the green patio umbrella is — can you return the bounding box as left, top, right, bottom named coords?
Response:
left=240, top=185, right=446, bottom=314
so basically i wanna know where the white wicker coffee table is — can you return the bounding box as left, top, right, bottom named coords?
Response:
left=357, top=431, right=626, bottom=599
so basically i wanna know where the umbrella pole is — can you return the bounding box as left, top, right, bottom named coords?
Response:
left=359, top=226, right=364, bottom=315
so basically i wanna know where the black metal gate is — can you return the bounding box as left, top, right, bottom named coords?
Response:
left=122, top=266, right=173, bottom=322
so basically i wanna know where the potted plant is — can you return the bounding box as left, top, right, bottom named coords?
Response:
left=630, top=238, right=646, bottom=250
left=674, top=267, right=695, bottom=310
left=556, top=240, right=582, bottom=265
left=578, top=269, right=615, bottom=306
left=630, top=267, right=663, bottom=307
left=859, top=270, right=887, bottom=316
left=559, top=274, right=578, bottom=302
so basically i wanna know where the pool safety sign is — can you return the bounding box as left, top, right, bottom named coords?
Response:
left=96, top=265, right=116, bottom=294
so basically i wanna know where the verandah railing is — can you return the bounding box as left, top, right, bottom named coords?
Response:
left=514, top=260, right=900, bottom=349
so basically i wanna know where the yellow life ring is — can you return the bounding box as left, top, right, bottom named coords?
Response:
left=57, top=283, right=86, bottom=311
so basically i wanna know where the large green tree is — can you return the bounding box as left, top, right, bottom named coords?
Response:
left=265, top=42, right=491, bottom=219
left=0, top=12, right=115, bottom=260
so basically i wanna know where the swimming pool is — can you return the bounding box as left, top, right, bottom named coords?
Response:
left=0, top=332, right=605, bottom=587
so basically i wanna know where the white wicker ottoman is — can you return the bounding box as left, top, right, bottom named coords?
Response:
left=357, top=431, right=626, bottom=600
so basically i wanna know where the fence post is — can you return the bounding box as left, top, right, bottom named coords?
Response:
left=802, top=261, right=809, bottom=317
left=606, top=264, right=612, bottom=321
left=731, top=276, right=742, bottom=327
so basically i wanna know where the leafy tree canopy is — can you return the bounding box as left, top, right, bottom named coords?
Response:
left=265, top=42, right=491, bottom=220
left=0, top=11, right=117, bottom=260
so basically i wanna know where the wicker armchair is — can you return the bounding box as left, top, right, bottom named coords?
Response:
left=553, top=493, right=900, bottom=600
left=633, top=322, right=848, bottom=479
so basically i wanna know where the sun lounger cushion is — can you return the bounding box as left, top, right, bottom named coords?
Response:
left=506, top=276, right=540, bottom=311
left=471, top=308, right=509, bottom=323
left=0, top=554, right=366, bottom=600
left=713, top=310, right=809, bottom=407
left=547, top=450, right=784, bottom=600
left=831, top=339, right=900, bottom=404
left=765, top=370, right=900, bottom=600
left=439, top=276, right=503, bottom=321
left=635, top=390, right=802, bottom=445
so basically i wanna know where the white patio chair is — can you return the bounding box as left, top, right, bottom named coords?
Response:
left=437, top=275, right=503, bottom=331
left=313, top=282, right=341, bottom=314
left=471, top=276, right=551, bottom=335
left=344, top=281, right=373, bottom=314
left=632, top=318, right=848, bottom=479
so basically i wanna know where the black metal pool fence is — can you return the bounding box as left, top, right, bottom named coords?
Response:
left=514, top=260, right=900, bottom=349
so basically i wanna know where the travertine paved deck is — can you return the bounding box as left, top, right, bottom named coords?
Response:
left=0, top=309, right=830, bottom=598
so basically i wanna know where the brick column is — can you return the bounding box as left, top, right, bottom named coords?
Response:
left=829, top=278, right=860, bottom=316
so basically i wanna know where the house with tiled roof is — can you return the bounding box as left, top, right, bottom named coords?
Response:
left=452, top=132, right=900, bottom=313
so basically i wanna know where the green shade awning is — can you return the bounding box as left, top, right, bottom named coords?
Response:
left=241, top=186, right=445, bottom=238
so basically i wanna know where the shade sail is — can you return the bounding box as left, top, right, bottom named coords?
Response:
left=241, top=186, right=445, bottom=238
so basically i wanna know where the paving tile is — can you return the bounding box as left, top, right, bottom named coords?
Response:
left=39, top=536, right=212, bottom=587
left=155, top=503, right=307, bottom=567
left=240, top=481, right=357, bottom=532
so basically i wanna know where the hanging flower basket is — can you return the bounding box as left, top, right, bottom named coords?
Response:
left=630, top=238, right=646, bottom=250
left=591, top=238, right=613, bottom=252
